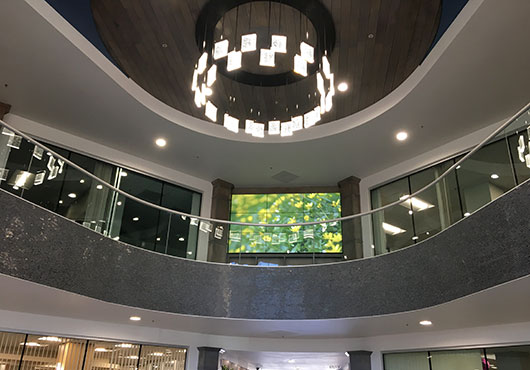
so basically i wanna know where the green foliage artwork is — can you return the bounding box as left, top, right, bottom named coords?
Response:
left=228, top=193, right=342, bottom=253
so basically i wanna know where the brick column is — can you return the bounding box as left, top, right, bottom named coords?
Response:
left=338, top=176, right=363, bottom=259
left=207, top=179, right=234, bottom=263
left=347, top=351, right=372, bottom=370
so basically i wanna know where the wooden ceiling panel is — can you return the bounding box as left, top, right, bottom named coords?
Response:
left=91, top=0, right=441, bottom=127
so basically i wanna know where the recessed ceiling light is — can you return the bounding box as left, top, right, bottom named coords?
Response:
left=179, top=237, right=185, bottom=242
left=120, top=172, right=128, bottom=177
left=79, top=179, right=85, bottom=184
left=94, top=348, right=110, bottom=353
left=464, top=212, right=471, bottom=217
left=396, top=131, right=408, bottom=141
left=68, top=193, right=77, bottom=199
left=59, top=200, right=63, bottom=204
left=132, top=217, right=139, bottom=222
left=117, top=201, right=122, bottom=206
left=490, top=174, right=499, bottom=179
left=155, top=138, right=167, bottom=148
left=419, top=320, right=433, bottom=326
left=96, top=184, right=103, bottom=190
left=38, top=337, right=61, bottom=342
left=337, top=82, right=348, bottom=92
left=129, top=316, right=141, bottom=321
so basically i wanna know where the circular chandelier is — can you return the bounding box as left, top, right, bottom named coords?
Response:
left=191, top=0, right=337, bottom=138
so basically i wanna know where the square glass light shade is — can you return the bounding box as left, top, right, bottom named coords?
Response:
left=0, top=168, right=8, bottom=182
left=205, top=101, right=218, bottom=122
left=227, top=50, right=242, bottom=71
left=213, top=39, right=229, bottom=60
left=268, top=120, right=280, bottom=135
left=207, top=64, right=217, bottom=87
left=281, top=121, right=293, bottom=137
left=320, top=95, right=326, bottom=114
left=252, top=122, right=265, bottom=138
left=322, top=55, right=331, bottom=79
left=224, top=114, right=239, bottom=133
left=190, top=217, right=199, bottom=226
left=325, top=91, right=333, bottom=112
left=304, top=110, right=317, bottom=128
left=293, top=54, right=308, bottom=77
left=199, top=221, right=213, bottom=233
left=33, top=146, right=44, bottom=160
left=6, top=134, right=22, bottom=149
left=194, top=88, right=205, bottom=108
left=241, top=33, right=257, bottom=52
left=1, top=128, right=14, bottom=136
left=197, top=52, right=208, bottom=74
left=292, top=115, right=303, bottom=131
left=300, top=42, right=314, bottom=64
left=317, top=72, right=325, bottom=96
left=245, top=119, right=255, bottom=134
left=271, top=35, right=287, bottom=53
left=260, top=49, right=275, bottom=67
left=201, top=83, right=213, bottom=97
left=314, top=106, right=322, bottom=122
left=191, top=68, right=199, bottom=91
left=214, top=226, right=224, bottom=239
left=329, top=73, right=335, bottom=96
left=34, top=171, right=46, bottom=186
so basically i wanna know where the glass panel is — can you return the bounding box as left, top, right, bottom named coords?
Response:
left=409, top=159, right=463, bottom=241
left=507, top=128, right=530, bottom=184
left=0, top=137, right=37, bottom=198
left=85, top=341, right=140, bottom=370
left=430, top=349, right=483, bottom=370
left=371, top=178, right=415, bottom=254
left=384, top=352, right=430, bottom=370
left=456, top=139, right=516, bottom=216
left=487, top=346, right=530, bottom=370
left=138, top=345, right=186, bottom=370
left=0, top=331, right=26, bottom=370
left=20, top=335, right=86, bottom=370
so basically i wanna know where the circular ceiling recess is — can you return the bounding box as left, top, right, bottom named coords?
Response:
left=91, top=0, right=441, bottom=131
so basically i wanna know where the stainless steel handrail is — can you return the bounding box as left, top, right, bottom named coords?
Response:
left=1, top=100, right=529, bottom=227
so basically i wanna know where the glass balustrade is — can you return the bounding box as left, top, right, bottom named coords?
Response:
left=0, top=102, right=528, bottom=263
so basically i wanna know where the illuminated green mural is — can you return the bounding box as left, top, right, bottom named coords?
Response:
left=228, top=193, right=342, bottom=253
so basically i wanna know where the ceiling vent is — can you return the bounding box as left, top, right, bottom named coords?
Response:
left=271, top=171, right=299, bottom=184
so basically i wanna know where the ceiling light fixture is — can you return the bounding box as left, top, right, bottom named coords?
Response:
left=337, top=82, right=348, bottom=92
left=68, top=193, right=77, bottom=199
left=490, top=174, right=499, bottom=179
left=419, top=320, right=433, bottom=326
left=132, top=217, right=139, bottom=222
left=129, top=316, right=141, bottom=321
left=155, top=138, right=167, bottom=148
left=96, top=184, right=103, bottom=190
left=396, top=131, right=408, bottom=141
left=382, top=222, right=406, bottom=235
left=38, top=337, right=61, bottom=342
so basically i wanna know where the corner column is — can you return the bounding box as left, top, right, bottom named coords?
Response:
left=347, top=351, right=372, bottom=370
left=338, top=176, right=363, bottom=259
left=197, top=347, right=221, bottom=370
left=0, top=102, right=11, bottom=119
left=207, top=179, right=234, bottom=263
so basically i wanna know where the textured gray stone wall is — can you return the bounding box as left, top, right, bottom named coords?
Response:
left=0, top=181, right=529, bottom=320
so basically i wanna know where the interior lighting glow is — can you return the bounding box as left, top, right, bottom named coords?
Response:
left=155, top=138, right=167, bottom=147
left=213, top=40, right=229, bottom=60
left=241, top=33, right=257, bottom=52
left=396, top=131, right=408, bottom=141
left=317, top=72, right=325, bottom=95
left=22, top=342, right=42, bottom=347
left=223, top=114, right=239, bottom=133
left=115, top=344, right=133, bottom=348
left=259, top=49, right=275, bottom=67
left=245, top=119, right=255, bottom=134
left=179, top=237, right=185, bottom=242
left=226, top=50, right=242, bottom=71
left=197, top=52, right=208, bottom=74
left=96, top=184, right=103, bottom=190
left=194, top=88, right=205, bottom=108
left=304, top=110, right=317, bottom=128
left=490, top=174, right=499, bottom=179
left=399, top=196, right=435, bottom=211
left=129, top=316, right=141, bottom=321
left=201, top=83, right=213, bottom=97
left=268, top=121, right=280, bottom=135
left=320, top=95, right=326, bottom=114
left=271, top=35, right=287, bottom=53
left=464, top=212, right=471, bottom=217
left=205, top=101, right=218, bottom=122
left=293, top=54, right=308, bottom=76
left=38, top=337, right=61, bottom=342
left=199, top=221, right=213, bottom=233
left=206, top=64, right=217, bottom=87
left=132, top=217, right=139, bottom=222
left=68, top=193, right=77, bottom=199
left=382, top=222, right=406, bottom=235
left=419, top=320, right=433, bottom=326
left=191, top=68, right=199, bottom=91
left=300, top=42, right=314, bottom=63
left=150, top=353, right=164, bottom=357
left=80, top=179, right=85, bottom=184
left=14, top=171, right=31, bottom=189
left=94, top=348, right=110, bottom=353
left=337, top=82, right=348, bottom=92
left=329, top=73, right=335, bottom=96
left=325, top=91, right=333, bottom=112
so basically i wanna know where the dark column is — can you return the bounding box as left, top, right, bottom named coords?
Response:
left=347, top=351, right=372, bottom=370
left=207, top=179, right=234, bottom=263
left=197, top=347, right=221, bottom=370
left=0, top=102, right=11, bottom=119
left=338, top=176, right=363, bottom=259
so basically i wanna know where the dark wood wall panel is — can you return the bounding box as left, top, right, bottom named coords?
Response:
left=91, top=0, right=441, bottom=127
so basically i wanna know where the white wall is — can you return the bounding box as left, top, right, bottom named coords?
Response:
left=358, top=119, right=505, bottom=257
left=3, top=113, right=213, bottom=260
left=1, top=309, right=530, bottom=370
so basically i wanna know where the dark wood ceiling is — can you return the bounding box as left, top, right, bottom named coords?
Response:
left=91, top=0, right=441, bottom=127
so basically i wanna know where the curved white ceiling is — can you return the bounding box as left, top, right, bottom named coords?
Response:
left=0, top=0, right=529, bottom=186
